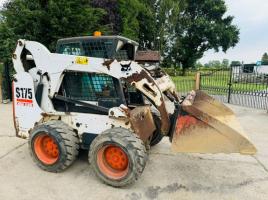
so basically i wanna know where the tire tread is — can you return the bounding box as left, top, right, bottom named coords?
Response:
left=29, top=120, right=79, bottom=172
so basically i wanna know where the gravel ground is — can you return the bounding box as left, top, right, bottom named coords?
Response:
left=0, top=103, right=268, bottom=200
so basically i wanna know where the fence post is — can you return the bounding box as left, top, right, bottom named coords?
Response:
left=0, top=75, right=2, bottom=103
left=227, top=67, right=233, bottom=103
left=4, top=62, right=12, bottom=101
left=195, top=72, right=200, bottom=90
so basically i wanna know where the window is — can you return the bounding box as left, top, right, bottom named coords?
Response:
left=243, top=65, right=254, bottom=73
left=82, top=39, right=114, bottom=59
left=59, top=72, right=123, bottom=108
left=59, top=43, right=82, bottom=56
left=57, top=38, right=136, bottom=61
left=115, top=43, right=134, bottom=60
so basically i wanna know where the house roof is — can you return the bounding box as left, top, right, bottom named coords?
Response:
left=135, top=51, right=160, bottom=62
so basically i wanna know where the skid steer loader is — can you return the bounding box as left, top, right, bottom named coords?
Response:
left=12, top=35, right=256, bottom=187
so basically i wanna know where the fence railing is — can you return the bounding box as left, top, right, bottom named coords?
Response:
left=199, top=67, right=268, bottom=110
left=199, top=68, right=231, bottom=103
left=171, top=67, right=268, bottom=110
left=171, top=76, right=196, bottom=96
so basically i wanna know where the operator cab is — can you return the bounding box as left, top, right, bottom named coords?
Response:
left=56, top=35, right=139, bottom=61
left=54, top=34, right=145, bottom=111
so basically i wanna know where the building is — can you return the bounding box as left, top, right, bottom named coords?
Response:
left=135, top=50, right=161, bottom=66
left=232, top=62, right=268, bottom=83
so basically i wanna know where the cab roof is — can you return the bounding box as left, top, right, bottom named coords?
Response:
left=57, top=35, right=139, bottom=46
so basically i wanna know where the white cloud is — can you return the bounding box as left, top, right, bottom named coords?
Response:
left=0, top=0, right=6, bottom=8
left=225, top=0, right=268, bottom=25
left=200, top=0, right=268, bottom=64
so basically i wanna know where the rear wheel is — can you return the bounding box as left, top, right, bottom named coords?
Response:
left=89, top=127, right=147, bottom=187
left=29, top=121, right=79, bottom=172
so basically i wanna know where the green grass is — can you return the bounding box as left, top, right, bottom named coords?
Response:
left=171, top=76, right=195, bottom=93
left=172, top=76, right=195, bottom=81
left=200, top=71, right=267, bottom=92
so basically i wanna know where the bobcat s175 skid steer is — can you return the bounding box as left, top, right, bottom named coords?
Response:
left=12, top=35, right=256, bottom=187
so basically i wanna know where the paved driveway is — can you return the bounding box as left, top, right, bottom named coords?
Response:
left=0, top=103, right=268, bottom=200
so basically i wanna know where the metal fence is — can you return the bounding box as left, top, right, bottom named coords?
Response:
left=200, top=67, right=268, bottom=110
left=172, top=77, right=196, bottom=96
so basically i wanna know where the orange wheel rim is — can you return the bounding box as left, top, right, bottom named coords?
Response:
left=34, top=134, right=59, bottom=165
left=97, top=144, right=129, bottom=180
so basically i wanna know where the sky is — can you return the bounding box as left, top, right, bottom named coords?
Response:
left=0, top=0, right=267, bottom=64
left=200, top=0, right=268, bottom=64
left=0, top=0, right=5, bottom=8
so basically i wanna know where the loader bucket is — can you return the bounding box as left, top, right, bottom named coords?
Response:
left=171, top=90, right=257, bottom=155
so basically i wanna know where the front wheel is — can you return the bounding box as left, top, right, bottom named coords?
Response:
left=89, top=127, right=147, bottom=187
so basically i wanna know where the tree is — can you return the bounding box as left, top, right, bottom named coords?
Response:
left=136, top=1, right=156, bottom=50
left=91, top=0, right=121, bottom=34
left=92, top=0, right=156, bottom=49
left=154, top=0, right=181, bottom=67
left=222, top=59, right=229, bottom=68
left=204, top=60, right=222, bottom=68
left=172, top=0, right=239, bottom=73
left=195, top=61, right=203, bottom=69
left=230, top=61, right=241, bottom=67
left=0, top=23, right=15, bottom=62
left=110, top=0, right=182, bottom=61
left=261, top=52, right=268, bottom=62
left=0, top=0, right=106, bottom=62
left=117, top=0, right=144, bottom=41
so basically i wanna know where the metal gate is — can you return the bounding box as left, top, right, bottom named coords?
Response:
left=200, top=67, right=268, bottom=110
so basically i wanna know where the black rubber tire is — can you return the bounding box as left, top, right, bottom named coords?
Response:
left=150, top=115, right=164, bottom=146
left=89, top=127, right=147, bottom=187
left=29, top=120, right=79, bottom=172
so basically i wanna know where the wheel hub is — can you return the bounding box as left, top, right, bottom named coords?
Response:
left=34, top=134, right=59, bottom=165
left=97, top=144, right=129, bottom=180
left=104, top=146, right=128, bottom=170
